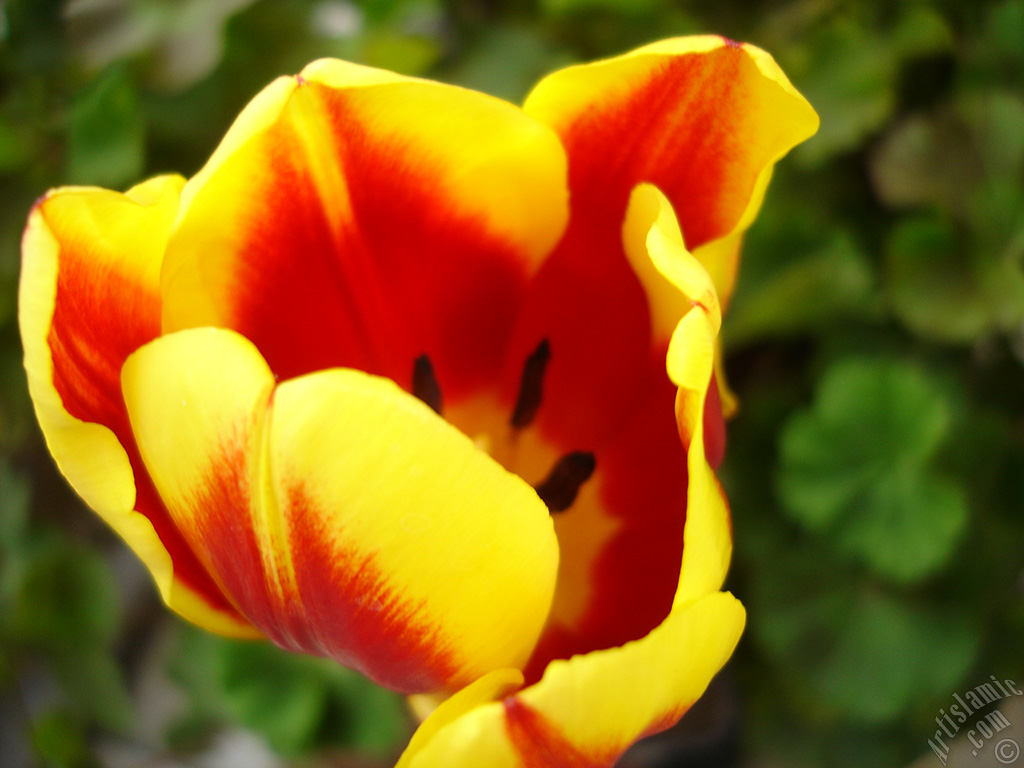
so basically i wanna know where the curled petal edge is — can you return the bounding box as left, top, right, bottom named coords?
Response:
left=18, top=177, right=256, bottom=638
left=524, top=35, right=819, bottom=313
left=396, top=184, right=741, bottom=767
left=398, top=593, right=744, bottom=768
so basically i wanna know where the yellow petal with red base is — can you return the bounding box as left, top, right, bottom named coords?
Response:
left=493, top=42, right=814, bottom=672
left=397, top=184, right=742, bottom=766
left=623, top=184, right=734, bottom=602
left=511, top=183, right=729, bottom=678
left=670, top=308, right=734, bottom=602
left=398, top=592, right=744, bottom=768
left=524, top=35, right=818, bottom=314
left=399, top=668, right=526, bottom=768
left=162, top=58, right=569, bottom=399
left=122, top=327, right=559, bottom=694
left=18, top=177, right=254, bottom=638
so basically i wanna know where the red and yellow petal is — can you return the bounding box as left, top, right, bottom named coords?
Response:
left=505, top=185, right=730, bottom=677
left=401, top=668, right=526, bottom=766
left=122, top=327, right=559, bottom=694
left=398, top=592, right=744, bottom=768
left=398, top=188, right=739, bottom=765
left=519, top=367, right=690, bottom=683
left=161, top=58, right=569, bottom=402
left=523, top=35, right=819, bottom=307
left=670, top=290, right=733, bottom=602
left=18, top=177, right=253, bottom=637
left=628, top=183, right=733, bottom=602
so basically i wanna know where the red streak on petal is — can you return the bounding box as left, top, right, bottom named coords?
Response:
left=503, top=698, right=614, bottom=768
left=514, top=50, right=755, bottom=670
left=183, top=442, right=280, bottom=632
left=559, top=47, right=758, bottom=251
left=281, top=483, right=461, bottom=693
left=179, top=430, right=458, bottom=692
left=45, top=211, right=239, bottom=621
left=213, top=83, right=532, bottom=404
left=186, top=442, right=458, bottom=693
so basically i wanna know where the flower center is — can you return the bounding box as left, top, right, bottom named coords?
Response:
left=410, top=343, right=596, bottom=515
left=534, top=451, right=596, bottom=513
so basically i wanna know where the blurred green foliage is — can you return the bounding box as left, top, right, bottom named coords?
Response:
left=168, top=627, right=409, bottom=757
left=777, top=357, right=968, bottom=583
left=0, top=1, right=1022, bottom=767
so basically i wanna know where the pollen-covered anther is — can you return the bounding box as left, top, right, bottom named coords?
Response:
left=535, top=450, right=596, bottom=513
left=511, top=339, right=550, bottom=429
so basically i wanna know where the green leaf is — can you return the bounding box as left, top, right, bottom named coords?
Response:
left=0, top=457, right=31, bottom=553
left=746, top=536, right=858, bottom=665
left=885, top=215, right=1024, bottom=342
left=67, top=65, right=144, bottom=189
left=317, top=663, right=409, bottom=754
left=890, top=4, right=954, bottom=59
left=838, top=471, right=968, bottom=583
left=723, top=231, right=876, bottom=347
left=169, top=628, right=408, bottom=757
left=216, top=640, right=332, bottom=756
left=870, top=111, right=981, bottom=213
left=31, top=709, right=99, bottom=768
left=361, top=30, right=440, bottom=77
left=12, top=540, right=121, bottom=647
left=541, top=0, right=663, bottom=14
left=886, top=216, right=986, bottom=342
left=50, top=645, right=135, bottom=733
left=789, top=17, right=898, bottom=165
left=813, top=592, right=979, bottom=723
left=746, top=534, right=979, bottom=724
left=778, top=358, right=969, bottom=582
left=0, top=117, right=35, bottom=174
left=873, top=91, right=1024, bottom=343
left=977, top=0, right=1024, bottom=80
left=444, top=25, right=570, bottom=102
left=961, top=90, right=1024, bottom=181
left=10, top=539, right=134, bottom=731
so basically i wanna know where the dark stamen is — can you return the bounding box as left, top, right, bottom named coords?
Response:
left=412, top=355, right=443, bottom=414
left=510, top=339, right=550, bottom=429
left=535, top=451, right=596, bottom=513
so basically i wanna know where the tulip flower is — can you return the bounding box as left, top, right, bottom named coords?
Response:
left=20, top=36, right=816, bottom=765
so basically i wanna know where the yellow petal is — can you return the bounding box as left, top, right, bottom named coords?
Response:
left=621, top=183, right=720, bottom=344
left=398, top=668, right=525, bottom=768
left=122, top=327, right=559, bottom=693
left=19, top=177, right=254, bottom=637
left=622, top=182, right=733, bottom=603
left=161, top=58, right=568, bottom=392
left=524, top=35, right=818, bottom=308
left=21, top=178, right=176, bottom=515
left=400, top=592, right=745, bottom=768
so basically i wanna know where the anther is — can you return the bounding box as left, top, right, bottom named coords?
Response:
left=510, top=339, right=550, bottom=429
left=412, top=355, right=443, bottom=414
left=535, top=451, right=596, bottom=513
